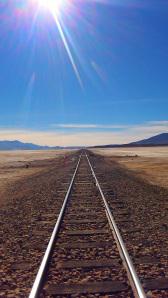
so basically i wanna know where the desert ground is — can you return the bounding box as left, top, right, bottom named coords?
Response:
left=92, top=147, right=168, bottom=188
left=0, top=150, right=71, bottom=206
left=0, top=147, right=167, bottom=205
left=1, top=149, right=168, bottom=297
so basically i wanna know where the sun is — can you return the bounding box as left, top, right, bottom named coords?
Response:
left=37, top=0, right=65, bottom=14
left=33, top=0, right=83, bottom=87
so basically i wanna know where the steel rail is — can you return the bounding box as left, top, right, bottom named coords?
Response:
left=29, top=154, right=82, bottom=298
left=86, top=153, right=146, bottom=298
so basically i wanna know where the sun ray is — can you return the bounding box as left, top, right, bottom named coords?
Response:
left=35, top=0, right=83, bottom=87
left=51, top=11, right=83, bottom=88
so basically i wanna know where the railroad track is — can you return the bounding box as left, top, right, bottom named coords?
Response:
left=29, top=151, right=146, bottom=298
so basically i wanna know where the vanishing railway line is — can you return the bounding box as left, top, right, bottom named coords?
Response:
left=29, top=151, right=146, bottom=298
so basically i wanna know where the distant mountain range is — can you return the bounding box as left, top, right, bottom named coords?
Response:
left=0, top=133, right=167, bottom=150
left=129, top=133, right=168, bottom=146
left=93, top=133, right=168, bottom=148
left=0, top=140, right=63, bottom=151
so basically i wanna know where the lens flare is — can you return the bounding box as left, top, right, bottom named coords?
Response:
left=4, top=0, right=110, bottom=88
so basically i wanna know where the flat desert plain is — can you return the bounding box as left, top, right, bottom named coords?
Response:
left=92, top=147, right=168, bottom=188
left=0, top=150, right=71, bottom=205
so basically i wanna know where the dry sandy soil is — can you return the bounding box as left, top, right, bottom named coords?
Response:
left=0, top=150, right=72, bottom=206
left=92, top=147, right=168, bottom=188
left=1, top=150, right=168, bottom=297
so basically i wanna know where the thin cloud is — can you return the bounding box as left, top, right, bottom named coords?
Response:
left=0, top=120, right=167, bottom=146
left=51, top=123, right=129, bottom=129
left=148, top=121, right=168, bottom=126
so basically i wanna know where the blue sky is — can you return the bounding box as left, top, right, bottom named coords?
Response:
left=0, top=0, right=167, bottom=145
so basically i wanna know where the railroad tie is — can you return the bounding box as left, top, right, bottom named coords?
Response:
left=46, top=281, right=128, bottom=295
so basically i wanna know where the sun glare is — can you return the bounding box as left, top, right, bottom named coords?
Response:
left=34, top=0, right=83, bottom=87
left=37, top=0, right=65, bottom=14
